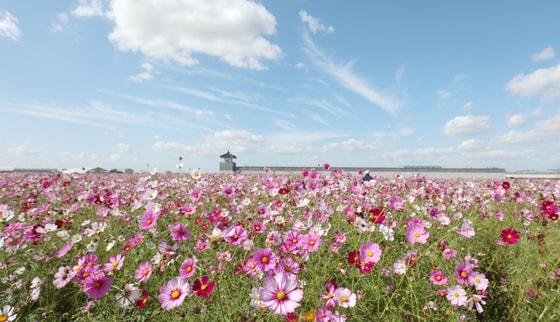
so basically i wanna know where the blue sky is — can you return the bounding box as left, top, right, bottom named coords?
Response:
left=1, top=0, right=560, bottom=172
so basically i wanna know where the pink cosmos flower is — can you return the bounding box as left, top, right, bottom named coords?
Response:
left=446, top=285, right=467, bottom=306
left=83, top=272, right=111, bottom=299
left=171, top=223, right=191, bottom=241
left=442, top=248, right=457, bottom=260
left=406, top=219, right=429, bottom=244
left=179, top=258, right=196, bottom=278
left=284, top=231, right=302, bottom=248
left=454, top=262, right=473, bottom=285
left=224, top=225, right=248, bottom=246
left=158, top=277, right=190, bottom=310
left=302, top=233, right=321, bottom=252
left=253, top=248, right=277, bottom=272
left=252, top=221, right=266, bottom=234
left=260, top=272, right=304, bottom=316
left=359, top=241, right=382, bottom=264
left=56, top=241, right=73, bottom=258
left=135, top=262, right=152, bottom=282
left=139, top=208, right=159, bottom=230
left=429, top=270, right=448, bottom=285
left=320, top=280, right=338, bottom=309
left=103, top=254, right=125, bottom=273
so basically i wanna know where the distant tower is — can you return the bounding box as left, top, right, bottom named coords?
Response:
left=219, top=150, right=237, bottom=172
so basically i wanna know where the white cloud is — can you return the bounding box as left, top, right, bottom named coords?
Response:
left=162, top=85, right=220, bottom=101
left=117, top=143, right=130, bottom=153
left=295, top=62, right=306, bottom=69
left=443, top=115, right=490, bottom=135
left=7, top=145, right=42, bottom=156
left=107, top=0, right=282, bottom=70
left=507, top=113, right=525, bottom=128
left=457, top=139, right=483, bottom=150
left=321, top=138, right=381, bottom=152
left=50, top=13, right=70, bottom=33
left=532, top=47, right=555, bottom=62
left=505, top=64, right=560, bottom=98
left=494, top=112, right=560, bottom=144
left=0, top=11, right=22, bottom=41
left=129, top=63, right=156, bottom=82
left=463, top=101, right=473, bottom=110
left=72, top=0, right=105, bottom=18
left=302, top=33, right=399, bottom=114
left=299, top=10, right=334, bottom=34
left=532, top=107, right=543, bottom=117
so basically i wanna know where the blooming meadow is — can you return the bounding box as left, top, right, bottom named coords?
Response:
left=0, top=169, right=559, bottom=321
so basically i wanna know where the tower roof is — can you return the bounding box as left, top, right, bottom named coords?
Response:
left=220, top=150, right=237, bottom=159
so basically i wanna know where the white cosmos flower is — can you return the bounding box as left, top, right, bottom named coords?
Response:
left=0, top=305, right=17, bottom=321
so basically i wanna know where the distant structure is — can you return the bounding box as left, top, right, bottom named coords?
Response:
left=219, top=150, right=237, bottom=172
left=0, top=168, right=57, bottom=173
left=218, top=151, right=508, bottom=179
left=87, top=167, right=107, bottom=174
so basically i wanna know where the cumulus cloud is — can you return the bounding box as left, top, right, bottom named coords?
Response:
left=117, top=143, right=130, bottom=153
left=302, top=33, right=399, bottom=114
left=505, top=64, right=560, bottom=98
left=494, top=112, right=560, bottom=144
left=532, top=46, right=555, bottom=62
left=507, top=114, right=525, bottom=128
left=0, top=11, right=22, bottom=41
left=299, top=10, right=334, bottom=34
left=457, top=139, right=483, bottom=150
left=72, top=0, right=105, bottom=17
left=107, top=0, right=282, bottom=70
left=129, top=63, right=156, bottom=82
left=443, top=115, right=490, bottom=135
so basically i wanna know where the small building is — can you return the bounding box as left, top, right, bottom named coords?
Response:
left=87, top=167, right=107, bottom=174
left=219, top=150, right=237, bottom=172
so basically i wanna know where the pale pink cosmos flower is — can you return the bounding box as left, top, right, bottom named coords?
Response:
left=406, top=219, right=429, bottom=244
left=56, top=240, right=73, bottom=258
left=53, top=266, right=76, bottom=289
left=359, top=241, right=382, bottom=264
left=158, top=277, right=190, bottom=310
left=103, top=254, right=124, bottom=273
left=179, top=258, right=196, bottom=278
left=334, top=287, right=356, bottom=308
left=260, top=272, right=304, bottom=316
left=320, top=280, right=337, bottom=309
left=171, top=223, right=191, bottom=241
left=135, top=262, right=152, bottom=282
left=446, top=285, right=467, bottom=306
left=468, top=272, right=489, bottom=291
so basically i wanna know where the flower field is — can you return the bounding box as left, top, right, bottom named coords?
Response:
left=0, top=170, right=559, bottom=321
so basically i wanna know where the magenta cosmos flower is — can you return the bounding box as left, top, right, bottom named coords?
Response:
left=171, top=223, right=191, bottom=241
left=303, top=233, right=321, bottom=252
left=406, top=219, right=429, bottom=244
left=260, top=272, right=304, bottom=316
left=454, top=262, right=473, bottom=285
left=158, top=277, right=190, bottom=310
left=429, top=270, right=448, bottom=285
left=253, top=248, right=277, bottom=272
left=139, top=208, right=159, bottom=230
left=83, top=272, right=111, bottom=299
left=135, top=262, right=152, bottom=282
left=359, top=241, right=382, bottom=264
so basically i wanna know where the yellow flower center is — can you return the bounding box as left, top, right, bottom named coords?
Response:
left=291, top=238, right=298, bottom=244
left=112, top=261, right=118, bottom=268
left=414, top=232, right=421, bottom=238
left=186, top=266, right=192, bottom=272
left=435, top=275, right=442, bottom=281
left=341, top=295, right=349, bottom=302
left=309, top=239, right=316, bottom=246
left=507, top=234, right=512, bottom=239
left=367, top=251, right=374, bottom=257
left=453, top=291, right=460, bottom=298
left=460, top=271, right=468, bottom=278
left=276, top=291, right=286, bottom=300
left=143, top=269, right=149, bottom=275
left=305, top=310, right=316, bottom=321
left=201, top=284, right=207, bottom=291
left=147, top=219, right=152, bottom=225
left=261, top=256, right=269, bottom=263
left=0, top=314, right=8, bottom=322
left=171, top=290, right=181, bottom=299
